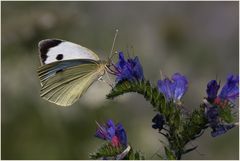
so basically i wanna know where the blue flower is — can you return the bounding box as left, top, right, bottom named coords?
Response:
left=115, top=123, right=127, bottom=146
left=219, top=75, right=239, bottom=101
left=95, top=120, right=127, bottom=147
left=206, top=74, right=239, bottom=104
left=206, top=80, right=220, bottom=102
left=211, top=124, right=235, bottom=137
left=114, top=52, right=144, bottom=83
left=157, top=73, right=188, bottom=102
left=152, top=113, right=165, bottom=131
left=206, top=106, right=219, bottom=125
left=205, top=105, right=235, bottom=137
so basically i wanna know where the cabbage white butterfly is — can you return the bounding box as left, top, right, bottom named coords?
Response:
left=38, top=31, right=118, bottom=106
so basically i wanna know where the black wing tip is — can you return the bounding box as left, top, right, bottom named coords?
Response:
left=38, top=39, right=63, bottom=48
left=38, top=39, right=63, bottom=64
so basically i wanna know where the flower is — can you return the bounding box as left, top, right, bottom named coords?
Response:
left=211, top=124, right=235, bottom=137
left=219, top=75, right=239, bottom=101
left=205, top=104, right=235, bottom=137
left=206, top=74, right=239, bottom=105
left=157, top=73, right=188, bottom=102
left=95, top=120, right=127, bottom=147
left=113, top=52, right=144, bottom=83
left=206, top=106, right=219, bottom=126
left=206, top=80, right=220, bottom=102
left=152, top=113, right=165, bottom=131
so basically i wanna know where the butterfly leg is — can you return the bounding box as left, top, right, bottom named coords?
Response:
left=98, top=76, right=113, bottom=88
left=105, top=71, right=115, bottom=88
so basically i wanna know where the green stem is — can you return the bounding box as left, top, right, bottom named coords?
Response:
left=107, top=80, right=208, bottom=160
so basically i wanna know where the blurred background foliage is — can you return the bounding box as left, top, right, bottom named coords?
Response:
left=1, top=1, right=239, bottom=159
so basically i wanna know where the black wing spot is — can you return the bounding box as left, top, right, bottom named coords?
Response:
left=38, top=39, right=62, bottom=64
left=56, top=54, right=64, bottom=60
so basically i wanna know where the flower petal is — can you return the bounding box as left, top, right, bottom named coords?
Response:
left=206, top=106, right=219, bottom=127
left=171, top=73, right=188, bottom=101
left=206, top=80, right=220, bottom=102
left=219, top=75, right=239, bottom=101
left=157, top=78, right=172, bottom=101
left=95, top=124, right=108, bottom=140
left=131, top=57, right=144, bottom=81
left=211, top=124, right=235, bottom=137
left=95, top=120, right=128, bottom=147
left=152, top=113, right=165, bottom=131
left=116, top=123, right=128, bottom=146
left=157, top=73, right=188, bottom=102
left=115, top=52, right=144, bottom=82
left=116, top=52, right=127, bottom=69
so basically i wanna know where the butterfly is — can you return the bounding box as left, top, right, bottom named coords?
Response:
left=37, top=33, right=118, bottom=106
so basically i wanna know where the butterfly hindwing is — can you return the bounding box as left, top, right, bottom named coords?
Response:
left=38, top=59, right=105, bottom=106
left=38, top=39, right=100, bottom=65
left=38, top=59, right=98, bottom=84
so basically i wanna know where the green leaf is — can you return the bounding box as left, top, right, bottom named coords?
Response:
left=90, top=143, right=144, bottom=160
left=124, top=148, right=145, bottom=160
left=89, top=143, right=125, bottom=159
left=219, top=106, right=234, bottom=123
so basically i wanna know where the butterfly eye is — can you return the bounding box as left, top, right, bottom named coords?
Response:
left=56, top=54, right=64, bottom=60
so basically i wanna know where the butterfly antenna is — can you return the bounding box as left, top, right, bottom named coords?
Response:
left=109, top=29, right=119, bottom=61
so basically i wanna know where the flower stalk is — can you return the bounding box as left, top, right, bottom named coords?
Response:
left=106, top=78, right=236, bottom=159
left=91, top=52, right=238, bottom=160
left=107, top=80, right=191, bottom=159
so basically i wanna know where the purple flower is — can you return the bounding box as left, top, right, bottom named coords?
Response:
left=157, top=73, right=188, bottom=102
left=206, top=106, right=220, bottom=128
left=205, top=105, right=235, bottom=137
left=211, top=124, right=235, bottom=137
left=206, top=80, right=220, bottom=102
left=206, top=74, right=239, bottom=105
left=219, top=75, right=239, bottom=101
left=115, top=123, right=127, bottom=146
left=95, top=120, right=127, bottom=147
left=152, top=113, right=165, bottom=131
left=114, top=52, right=144, bottom=83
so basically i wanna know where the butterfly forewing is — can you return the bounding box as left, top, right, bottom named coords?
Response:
left=38, top=39, right=100, bottom=65
left=38, top=59, right=106, bottom=106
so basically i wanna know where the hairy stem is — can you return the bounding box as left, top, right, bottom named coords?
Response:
left=107, top=80, right=208, bottom=159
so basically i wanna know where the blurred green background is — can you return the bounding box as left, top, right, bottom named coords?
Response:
left=1, top=1, right=239, bottom=160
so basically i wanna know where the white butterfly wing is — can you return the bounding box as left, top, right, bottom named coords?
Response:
left=38, top=39, right=100, bottom=65
left=38, top=59, right=106, bottom=106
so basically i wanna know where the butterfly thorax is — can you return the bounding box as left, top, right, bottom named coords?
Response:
left=96, top=60, right=108, bottom=76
